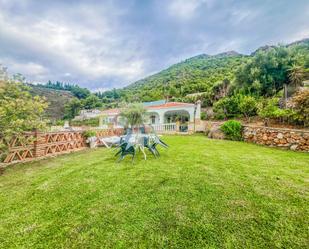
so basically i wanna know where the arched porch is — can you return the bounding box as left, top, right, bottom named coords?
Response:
left=163, top=109, right=190, bottom=123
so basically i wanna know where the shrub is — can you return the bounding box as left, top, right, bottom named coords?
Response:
left=290, top=89, right=309, bottom=127
left=83, top=130, right=96, bottom=138
left=0, top=82, right=48, bottom=161
left=201, top=112, right=207, bottom=120
left=257, top=97, right=294, bottom=125
left=55, top=120, right=65, bottom=126
left=238, top=95, right=258, bottom=120
left=220, top=120, right=243, bottom=141
left=213, top=95, right=241, bottom=119
left=71, top=117, right=100, bottom=127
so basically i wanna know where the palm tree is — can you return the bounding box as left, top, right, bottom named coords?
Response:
left=120, top=103, right=146, bottom=128
left=283, top=64, right=305, bottom=106
left=288, top=64, right=304, bottom=87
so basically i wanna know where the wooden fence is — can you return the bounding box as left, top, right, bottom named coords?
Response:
left=0, top=128, right=124, bottom=165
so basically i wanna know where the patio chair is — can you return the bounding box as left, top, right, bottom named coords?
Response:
left=125, top=128, right=132, bottom=135
left=115, top=142, right=136, bottom=162
left=143, top=136, right=163, bottom=158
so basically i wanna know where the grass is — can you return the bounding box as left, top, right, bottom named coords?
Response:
left=0, top=135, right=308, bottom=248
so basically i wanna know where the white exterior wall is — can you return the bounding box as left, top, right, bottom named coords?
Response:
left=78, top=102, right=202, bottom=132
left=146, top=104, right=200, bottom=124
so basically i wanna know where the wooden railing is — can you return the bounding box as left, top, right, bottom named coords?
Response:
left=0, top=128, right=124, bottom=165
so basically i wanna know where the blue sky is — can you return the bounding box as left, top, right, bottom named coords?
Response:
left=0, top=0, right=308, bottom=91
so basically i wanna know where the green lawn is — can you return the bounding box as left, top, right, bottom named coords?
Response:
left=0, top=135, right=308, bottom=248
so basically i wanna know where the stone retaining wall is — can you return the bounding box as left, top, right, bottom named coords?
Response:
left=243, top=126, right=309, bottom=152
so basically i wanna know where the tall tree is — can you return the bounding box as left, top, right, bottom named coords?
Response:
left=288, top=64, right=304, bottom=87
left=64, top=98, right=82, bottom=120
left=0, top=82, right=48, bottom=160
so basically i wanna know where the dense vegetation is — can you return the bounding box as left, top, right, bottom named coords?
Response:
left=97, top=52, right=249, bottom=106
left=30, top=81, right=103, bottom=121
left=95, top=39, right=309, bottom=127
left=3, top=39, right=309, bottom=126
left=29, top=85, right=74, bottom=121
left=0, top=82, right=48, bottom=160
left=33, top=81, right=91, bottom=99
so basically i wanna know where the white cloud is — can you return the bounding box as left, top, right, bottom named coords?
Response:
left=167, top=0, right=202, bottom=20
left=5, top=60, right=48, bottom=81
left=0, top=2, right=146, bottom=86
left=0, top=0, right=308, bottom=90
left=167, top=0, right=216, bottom=20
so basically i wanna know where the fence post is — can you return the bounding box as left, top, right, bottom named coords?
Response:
left=33, top=129, right=39, bottom=158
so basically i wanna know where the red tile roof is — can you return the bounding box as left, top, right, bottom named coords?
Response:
left=146, top=102, right=194, bottom=109
left=101, top=102, right=194, bottom=115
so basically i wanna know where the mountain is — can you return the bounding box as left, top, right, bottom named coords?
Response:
left=286, top=38, right=309, bottom=47
left=29, top=85, right=74, bottom=121
left=104, top=38, right=308, bottom=104
left=252, top=38, right=309, bottom=55
left=119, top=52, right=248, bottom=102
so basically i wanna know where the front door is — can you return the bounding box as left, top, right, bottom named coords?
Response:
left=150, top=115, right=156, bottom=124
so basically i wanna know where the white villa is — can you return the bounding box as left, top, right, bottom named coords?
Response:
left=74, top=100, right=202, bottom=133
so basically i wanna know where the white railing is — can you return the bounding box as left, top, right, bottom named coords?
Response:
left=151, top=123, right=177, bottom=133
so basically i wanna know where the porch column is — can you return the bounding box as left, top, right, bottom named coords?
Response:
left=189, top=109, right=195, bottom=122
left=158, top=110, right=165, bottom=124
left=195, top=100, right=201, bottom=121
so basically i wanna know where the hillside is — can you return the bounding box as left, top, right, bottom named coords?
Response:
left=97, top=38, right=309, bottom=108
left=121, top=52, right=248, bottom=102
left=29, top=86, right=74, bottom=121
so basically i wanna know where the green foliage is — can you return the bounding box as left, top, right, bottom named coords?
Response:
left=257, top=98, right=294, bottom=125
left=82, top=95, right=102, bottom=109
left=288, top=64, right=305, bottom=87
left=35, top=81, right=91, bottom=99
left=96, top=40, right=308, bottom=108
left=70, top=117, right=100, bottom=127
left=0, top=82, right=48, bottom=135
left=55, top=120, right=65, bottom=126
left=290, top=89, right=309, bottom=127
left=63, top=95, right=102, bottom=120
left=0, top=82, right=48, bottom=160
left=234, top=43, right=309, bottom=97
left=120, top=103, right=146, bottom=127
left=258, top=98, right=280, bottom=119
left=82, top=130, right=97, bottom=138
left=64, top=98, right=82, bottom=120
left=234, top=47, right=291, bottom=96
left=238, top=95, right=258, bottom=119
left=101, top=54, right=248, bottom=105
left=220, top=120, right=243, bottom=141
left=213, top=95, right=241, bottom=119
left=29, top=85, right=75, bottom=121
left=200, top=112, right=207, bottom=120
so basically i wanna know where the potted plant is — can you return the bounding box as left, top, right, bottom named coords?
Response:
left=83, top=130, right=97, bottom=148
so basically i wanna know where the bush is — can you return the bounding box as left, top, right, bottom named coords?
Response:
left=82, top=130, right=96, bottom=138
left=220, top=120, right=243, bottom=141
left=213, top=95, right=241, bottom=119
left=238, top=95, right=258, bottom=120
left=70, top=117, right=100, bottom=127
left=257, top=97, right=294, bottom=125
left=201, top=112, right=207, bottom=120
left=290, top=89, right=309, bottom=127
